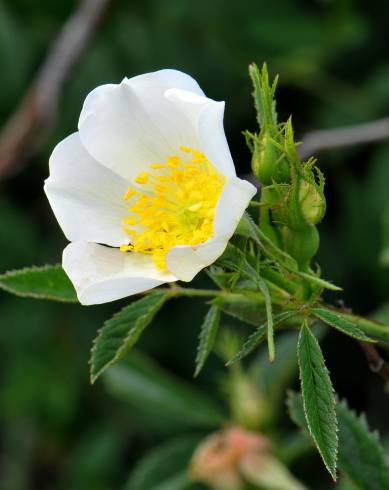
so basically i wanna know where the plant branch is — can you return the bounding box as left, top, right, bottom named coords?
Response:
left=0, top=0, right=115, bottom=181
left=163, top=286, right=222, bottom=298
left=358, top=342, right=389, bottom=383
left=298, top=116, right=389, bottom=159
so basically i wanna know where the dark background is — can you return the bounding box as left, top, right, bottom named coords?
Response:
left=1, top=1, right=389, bottom=488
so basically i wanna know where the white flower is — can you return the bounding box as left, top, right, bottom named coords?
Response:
left=44, top=70, right=257, bottom=305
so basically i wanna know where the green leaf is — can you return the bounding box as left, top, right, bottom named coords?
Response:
left=286, top=390, right=307, bottom=430
left=297, top=323, right=338, bottom=480
left=249, top=62, right=278, bottom=127
left=216, top=243, right=258, bottom=285
left=90, top=292, right=168, bottom=383
left=337, top=400, right=389, bottom=490
left=194, top=305, right=221, bottom=377
left=312, top=308, right=374, bottom=342
left=287, top=393, right=389, bottom=490
left=0, top=265, right=77, bottom=302
left=104, top=352, right=225, bottom=429
left=257, top=276, right=275, bottom=362
left=125, top=435, right=201, bottom=490
left=227, top=311, right=296, bottom=366
left=235, top=213, right=262, bottom=246
left=215, top=292, right=266, bottom=326
left=294, top=271, right=342, bottom=292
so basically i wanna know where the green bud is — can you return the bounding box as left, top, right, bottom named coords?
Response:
left=299, top=179, right=326, bottom=226
left=251, top=134, right=289, bottom=185
left=284, top=168, right=326, bottom=231
left=282, top=225, right=319, bottom=272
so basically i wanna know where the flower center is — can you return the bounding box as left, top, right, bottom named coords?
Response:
left=120, top=147, right=226, bottom=270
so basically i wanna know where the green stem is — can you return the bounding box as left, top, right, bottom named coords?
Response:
left=162, top=286, right=222, bottom=298
left=323, top=306, right=389, bottom=343
left=260, top=267, right=298, bottom=294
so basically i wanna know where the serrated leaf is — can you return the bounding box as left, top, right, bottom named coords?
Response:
left=104, top=352, right=225, bottom=429
left=227, top=311, right=296, bottom=366
left=125, top=435, right=201, bottom=490
left=90, top=292, right=168, bottom=383
left=313, top=308, right=374, bottom=342
left=287, top=393, right=389, bottom=490
left=194, top=305, right=220, bottom=377
left=297, top=324, right=338, bottom=480
left=337, top=400, right=389, bottom=490
left=0, top=265, right=77, bottom=302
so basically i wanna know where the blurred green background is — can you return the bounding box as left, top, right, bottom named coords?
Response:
left=1, top=0, right=389, bottom=488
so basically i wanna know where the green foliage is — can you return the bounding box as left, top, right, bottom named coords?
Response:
left=337, top=401, right=389, bottom=490
left=227, top=311, right=296, bottom=366
left=104, top=352, right=225, bottom=429
left=286, top=391, right=309, bottom=430
left=215, top=292, right=266, bottom=326
left=293, top=270, right=341, bottom=292
left=312, top=308, right=374, bottom=342
left=255, top=274, right=275, bottom=361
left=288, top=393, right=389, bottom=490
left=90, top=292, right=168, bottom=383
left=297, top=323, right=338, bottom=480
left=194, top=305, right=221, bottom=377
left=3, top=1, right=389, bottom=487
left=0, top=265, right=77, bottom=302
left=124, top=436, right=201, bottom=490
left=249, top=62, right=278, bottom=128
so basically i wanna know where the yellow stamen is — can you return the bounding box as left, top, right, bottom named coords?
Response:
left=120, top=149, right=225, bottom=270
left=123, top=216, right=137, bottom=225
left=135, top=172, right=149, bottom=184
left=124, top=188, right=136, bottom=200
left=180, top=146, right=191, bottom=153
left=166, top=156, right=180, bottom=168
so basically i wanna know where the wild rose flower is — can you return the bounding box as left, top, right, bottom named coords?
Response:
left=45, top=70, right=256, bottom=305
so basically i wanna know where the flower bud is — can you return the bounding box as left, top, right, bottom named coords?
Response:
left=251, top=133, right=289, bottom=185
left=283, top=173, right=326, bottom=232
left=298, top=179, right=326, bottom=226
left=282, top=225, right=319, bottom=272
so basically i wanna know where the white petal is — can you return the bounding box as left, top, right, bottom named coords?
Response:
left=78, top=70, right=205, bottom=180
left=44, top=133, right=130, bottom=246
left=213, top=177, right=257, bottom=237
left=165, top=177, right=257, bottom=281
left=165, top=237, right=227, bottom=283
left=63, top=242, right=176, bottom=305
left=165, top=88, right=236, bottom=177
